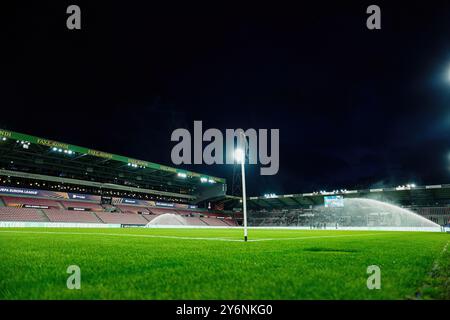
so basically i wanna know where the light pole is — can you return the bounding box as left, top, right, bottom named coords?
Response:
left=235, top=131, right=248, bottom=242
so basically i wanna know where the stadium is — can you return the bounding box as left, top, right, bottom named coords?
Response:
left=0, top=128, right=449, bottom=300
left=4, top=2, right=450, bottom=310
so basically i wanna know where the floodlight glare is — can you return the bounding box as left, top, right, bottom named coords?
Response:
left=234, top=148, right=245, bottom=163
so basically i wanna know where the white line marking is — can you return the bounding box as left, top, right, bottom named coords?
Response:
left=0, top=230, right=389, bottom=243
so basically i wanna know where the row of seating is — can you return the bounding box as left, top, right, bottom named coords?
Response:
left=1, top=196, right=104, bottom=211
left=200, top=217, right=229, bottom=226
left=43, top=209, right=101, bottom=224
left=415, top=207, right=450, bottom=215
left=1, top=196, right=218, bottom=215
left=0, top=200, right=237, bottom=226
left=0, top=207, right=47, bottom=222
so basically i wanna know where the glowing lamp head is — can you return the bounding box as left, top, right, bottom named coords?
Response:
left=234, top=148, right=245, bottom=163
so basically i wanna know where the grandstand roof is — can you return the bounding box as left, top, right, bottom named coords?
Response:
left=0, top=129, right=225, bottom=199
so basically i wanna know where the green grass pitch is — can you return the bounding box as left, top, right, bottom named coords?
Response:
left=0, top=228, right=448, bottom=300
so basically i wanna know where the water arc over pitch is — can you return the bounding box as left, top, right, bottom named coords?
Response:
left=317, top=198, right=440, bottom=228
left=145, top=213, right=188, bottom=226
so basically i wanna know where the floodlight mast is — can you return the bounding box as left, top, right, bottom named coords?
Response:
left=239, top=131, right=248, bottom=242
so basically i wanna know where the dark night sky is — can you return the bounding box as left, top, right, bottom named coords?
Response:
left=2, top=1, right=450, bottom=196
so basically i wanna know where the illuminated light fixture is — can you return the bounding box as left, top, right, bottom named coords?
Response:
left=1, top=137, right=7, bottom=141
left=208, top=179, right=215, bottom=183
left=177, top=172, right=187, bottom=178
left=58, top=149, right=63, bottom=152
left=234, top=148, right=245, bottom=164
left=200, top=177, right=208, bottom=183
left=68, top=150, right=73, bottom=155
left=52, top=147, right=58, bottom=151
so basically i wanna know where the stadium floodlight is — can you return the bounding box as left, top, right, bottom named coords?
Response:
left=177, top=172, right=187, bottom=178
left=235, top=131, right=249, bottom=242
left=234, top=148, right=245, bottom=163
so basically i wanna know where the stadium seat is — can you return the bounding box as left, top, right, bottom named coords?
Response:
left=95, top=212, right=149, bottom=225
left=43, top=209, right=102, bottom=223
left=116, top=205, right=150, bottom=214
left=147, top=207, right=176, bottom=215
left=223, top=219, right=237, bottom=226
left=142, top=214, right=159, bottom=222
left=200, top=217, right=229, bottom=226
left=60, top=201, right=104, bottom=211
left=184, top=217, right=208, bottom=226
left=0, top=207, right=47, bottom=222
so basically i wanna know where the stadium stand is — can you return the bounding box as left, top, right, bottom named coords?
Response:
left=414, top=207, right=450, bottom=225
left=148, top=207, right=177, bottom=215
left=175, top=209, right=191, bottom=214
left=184, top=217, right=207, bottom=226
left=2, top=196, right=62, bottom=209
left=223, top=219, right=237, bottom=226
left=116, top=205, right=150, bottom=214
left=43, top=209, right=102, bottom=224
left=95, top=212, right=149, bottom=225
left=200, top=217, right=229, bottom=226
left=0, top=129, right=235, bottom=226
left=0, top=207, right=47, bottom=222
left=0, top=193, right=238, bottom=226
left=142, top=214, right=159, bottom=222
left=60, top=201, right=104, bottom=211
